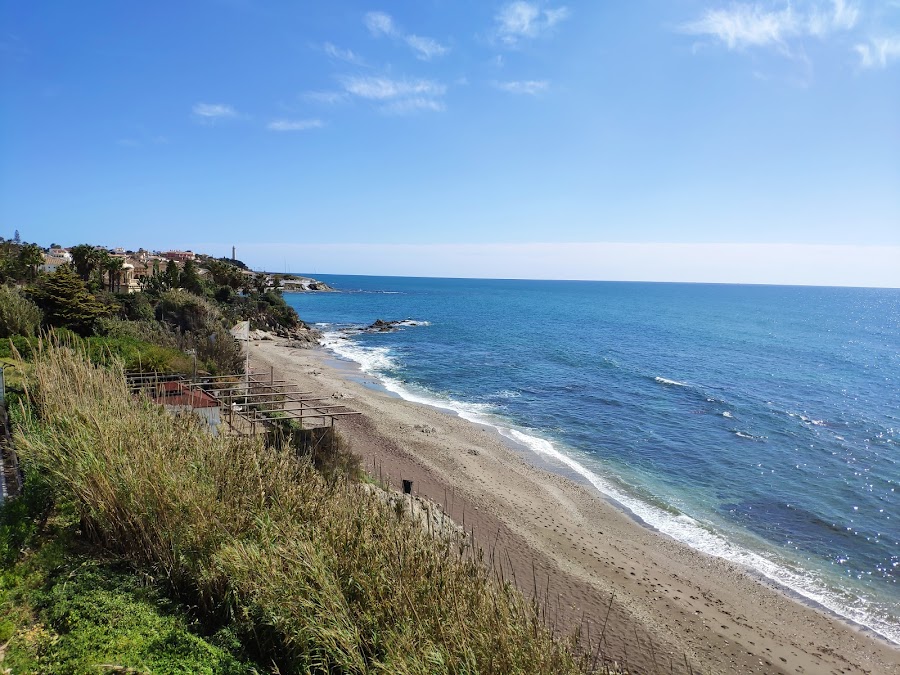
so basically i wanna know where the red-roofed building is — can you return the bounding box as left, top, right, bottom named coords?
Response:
left=152, top=382, right=221, bottom=432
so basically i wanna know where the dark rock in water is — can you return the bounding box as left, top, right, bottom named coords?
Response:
left=369, top=319, right=394, bottom=331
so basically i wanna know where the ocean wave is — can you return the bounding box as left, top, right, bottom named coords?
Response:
left=655, top=376, right=688, bottom=387
left=320, top=331, right=397, bottom=373
left=497, top=428, right=898, bottom=645
left=722, top=411, right=734, bottom=419
left=788, top=412, right=827, bottom=427
left=318, top=334, right=899, bottom=645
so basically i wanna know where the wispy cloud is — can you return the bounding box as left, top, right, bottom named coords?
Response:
left=342, top=76, right=446, bottom=100
left=381, top=98, right=446, bottom=114
left=364, top=10, right=449, bottom=60
left=854, top=36, right=900, bottom=68
left=495, top=1, right=570, bottom=46
left=192, top=103, right=238, bottom=121
left=681, top=0, right=860, bottom=52
left=341, top=75, right=447, bottom=113
left=405, top=35, right=449, bottom=60
left=267, top=119, right=324, bottom=132
left=365, top=11, right=397, bottom=37
left=303, top=90, right=348, bottom=104
left=323, top=41, right=366, bottom=66
left=494, top=79, right=550, bottom=95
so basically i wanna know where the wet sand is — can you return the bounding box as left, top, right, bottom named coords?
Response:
left=251, top=337, right=900, bottom=675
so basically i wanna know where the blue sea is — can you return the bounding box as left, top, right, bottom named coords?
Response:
left=283, top=277, right=900, bottom=644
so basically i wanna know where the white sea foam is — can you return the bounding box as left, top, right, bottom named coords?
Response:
left=722, top=411, right=733, bottom=418
left=655, top=376, right=688, bottom=387
left=496, top=428, right=899, bottom=645
left=318, top=335, right=900, bottom=645
left=320, top=331, right=397, bottom=373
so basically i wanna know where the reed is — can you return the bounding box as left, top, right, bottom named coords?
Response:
left=14, top=339, right=606, bottom=674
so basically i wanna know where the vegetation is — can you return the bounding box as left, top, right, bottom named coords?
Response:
left=0, top=238, right=43, bottom=283
left=7, top=341, right=593, bottom=674
left=0, top=484, right=255, bottom=673
left=28, top=265, right=108, bottom=335
left=0, top=285, right=42, bottom=338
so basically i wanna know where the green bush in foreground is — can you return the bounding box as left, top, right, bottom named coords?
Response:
left=0, top=285, right=42, bottom=338
left=0, top=526, right=252, bottom=674
left=15, top=341, right=590, bottom=674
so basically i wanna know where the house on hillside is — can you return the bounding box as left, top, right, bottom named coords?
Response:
left=163, top=250, right=196, bottom=263
left=40, top=253, right=70, bottom=274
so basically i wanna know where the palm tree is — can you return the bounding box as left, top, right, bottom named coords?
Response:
left=104, top=255, right=124, bottom=293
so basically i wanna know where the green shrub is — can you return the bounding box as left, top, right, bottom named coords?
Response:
left=86, top=335, right=192, bottom=373
left=0, top=335, right=36, bottom=360
left=0, top=285, right=42, bottom=338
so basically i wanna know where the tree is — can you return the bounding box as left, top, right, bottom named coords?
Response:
left=165, top=260, right=181, bottom=289
left=203, top=258, right=244, bottom=290
left=180, top=258, right=204, bottom=295
left=31, top=265, right=107, bottom=335
left=252, top=273, right=268, bottom=295
left=70, top=244, right=102, bottom=282
left=13, top=230, right=20, bottom=244
left=104, top=255, right=124, bottom=293
left=19, top=243, right=44, bottom=281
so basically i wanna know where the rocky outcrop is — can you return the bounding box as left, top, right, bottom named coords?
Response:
left=275, top=324, right=323, bottom=348
left=363, top=319, right=428, bottom=333
left=280, top=277, right=335, bottom=292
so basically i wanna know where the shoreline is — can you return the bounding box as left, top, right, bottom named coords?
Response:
left=320, top=345, right=899, bottom=648
left=251, top=337, right=900, bottom=675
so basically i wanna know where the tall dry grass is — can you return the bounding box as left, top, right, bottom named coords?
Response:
left=15, top=340, right=598, bottom=674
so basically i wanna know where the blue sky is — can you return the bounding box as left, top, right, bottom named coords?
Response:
left=2, top=1, right=899, bottom=285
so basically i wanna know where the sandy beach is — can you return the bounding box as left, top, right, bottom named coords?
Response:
left=250, top=336, right=900, bottom=675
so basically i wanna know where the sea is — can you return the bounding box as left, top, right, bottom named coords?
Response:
left=283, top=276, right=900, bottom=644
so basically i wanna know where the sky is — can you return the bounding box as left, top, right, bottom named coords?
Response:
left=1, top=1, right=899, bottom=286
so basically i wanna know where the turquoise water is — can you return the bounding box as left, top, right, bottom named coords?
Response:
left=284, top=277, right=900, bottom=643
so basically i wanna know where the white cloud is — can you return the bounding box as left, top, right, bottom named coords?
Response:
left=808, top=0, right=859, bottom=35
left=192, top=103, right=237, bottom=119
left=324, top=42, right=366, bottom=65
left=342, top=76, right=445, bottom=100
left=364, top=10, right=448, bottom=60
left=495, top=1, right=570, bottom=46
left=682, top=5, right=797, bottom=49
left=495, top=79, right=550, bottom=95
left=854, top=36, right=900, bottom=68
left=405, top=34, right=449, bottom=60
left=381, top=98, right=446, bottom=114
left=267, top=119, right=324, bottom=132
left=365, top=11, right=398, bottom=37
left=681, top=1, right=860, bottom=51
left=341, top=75, right=447, bottom=114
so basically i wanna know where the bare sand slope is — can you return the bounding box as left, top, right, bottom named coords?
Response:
left=250, top=338, right=900, bottom=675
